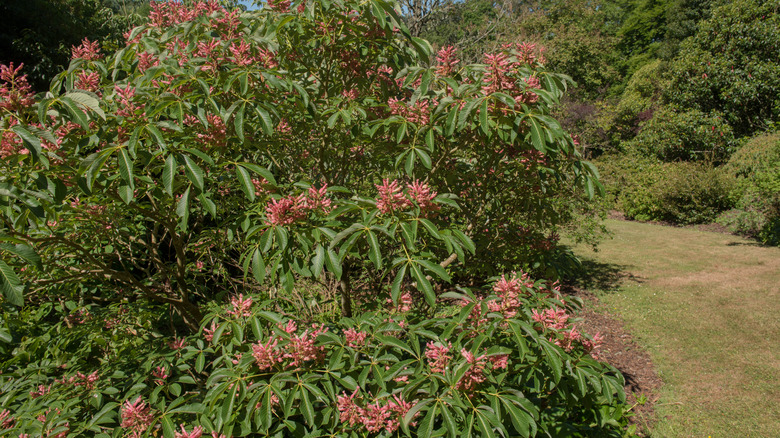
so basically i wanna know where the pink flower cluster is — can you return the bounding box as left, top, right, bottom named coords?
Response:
left=152, top=365, right=169, bottom=385
left=456, top=349, right=487, bottom=391
left=30, top=384, right=52, bottom=399
left=375, top=179, right=437, bottom=214
left=436, top=46, right=459, bottom=76
left=0, top=118, right=24, bottom=159
left=0, top=63, right=35, bottom=112
left=267, top=0, right=291, bottom=12
left=487, top=272, right=533, bottom=319
left=489, top=354, right=509, bottom=370
left=148, top=0, right=223, bottom=28
left=388, top=97, right=431, bottom=125
left=532, top=308, right=569, bottom=330
left=121, top=397, right=154, bottom=438
left=408, top=180, right=438, bottom=210
left=387, top=291, right=414, bottom=313
left=336, top=389, right=416, bottom=433
left=175, top=425, right=204, bottom=438
left=252, top=323, right=328, bottom=370
left=265, top=185, right=331, bottom=226
left=0, top=409, right=14, bottom=429
left=424, top=341, right=452, bottom=373
left=344, top=328, right=368, bottom=348
left=480, top=45, right=544, bottom=106
left=71, top=38, right=102, bottom=61
left=57, top=370, right=99, bottom=390
left=114, top=85, right=144, bottom=121
left=75, top=71, right=101, bottom=92
left=227, top=294, right=253, bottom=317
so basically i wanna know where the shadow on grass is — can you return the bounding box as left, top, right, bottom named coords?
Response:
left=566, top=258, right=643, bottom=293
left=725, top=240, right=766, bottom=247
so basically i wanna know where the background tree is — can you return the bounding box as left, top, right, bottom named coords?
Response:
left=0, top=0, right=147, bottom=91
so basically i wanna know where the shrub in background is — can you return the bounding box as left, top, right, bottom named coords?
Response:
left=719, top=133, right=780, bottom=244
left=597, top=153, right=734, bottom=224
left=625, top=105, right=736, bottom=163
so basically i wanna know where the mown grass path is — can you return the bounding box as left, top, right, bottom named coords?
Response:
left=568, top=219, right=780, bottom=437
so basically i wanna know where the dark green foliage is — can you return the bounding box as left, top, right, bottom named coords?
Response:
left=719, top=133, right=780, bottom=244
left=597, top=153, right=735, bottom=224
left=626, top=105, right=736, bottom=162
left=0, top=0, right=143, bottom=91
left=665, top=0, right=780, bottom=138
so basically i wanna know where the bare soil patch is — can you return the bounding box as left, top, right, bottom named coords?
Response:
left=562, top=284, right=662, bottom=436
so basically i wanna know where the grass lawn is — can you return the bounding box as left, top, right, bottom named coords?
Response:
left=566, top=219, right=780, bottom=438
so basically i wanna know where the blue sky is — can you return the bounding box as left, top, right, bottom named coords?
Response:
left=239, top=0, right=260, bottom=10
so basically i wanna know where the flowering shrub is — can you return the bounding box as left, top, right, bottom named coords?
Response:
left=0, top=2, right=625, bottom=435
left=0, top=0, right=600, bottom=324
left=0, top=273, right=632, bottom=437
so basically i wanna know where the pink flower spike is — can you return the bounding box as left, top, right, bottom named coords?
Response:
left=72, top=38, right=102, bottom=61
left=375, top=179, right=411, bottom=214
left=175, top=425, right=203, bottom=438
left=227, top=294, right=253, bottom=318
left=408, top=180, right=437, bottom=210
left=121, top=396, right=153, bottom=436
left=436, top=45, right=459, bottom=76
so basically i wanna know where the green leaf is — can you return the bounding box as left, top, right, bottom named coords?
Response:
left=480, top=99, right=490, bottom=137
left=176, top=186, right=190, bottom=230
left=234, top=101, right=246, bottom=142
left=390, top=264, right=407, bottom=303
left=255, top=106, right=274, bottom=135
left=145, top=124, right=167, bottom=150
left=182, top=155, right=204, bottom=191
left=475, top=409, right=497, bottom=437
left=117, top=148, right=135, bottom=189
left=84, top=402, right=119, bottom=431
left=415, top=148, right=432, bottom=169
left=118, top=185, right=134, bottom=204
left=527, top=117, right=545, bottom=152
left=200, top=194, right=216, bottom=218
left=239, top=163, right=277, bottom=186
left=417, top=259, right=451, bottom=282
left=312, top=245, right=325, bottom=278
left=418, top=402, right=437, bottom=438
left=374, top=334, right=415, bottom=355
left=300, top=387, right=315, bottom=425
left=445, top=106, right=458, bottom=136
left=418, top=219, right=441, bottom=240
left=411, top=262, right=435, bottom=306
left=399, top=223, right=417, bottom=252
left=0, top=244, right=42, bottom=270
left=540, top=339, right=563, bottom=383
left=452, top=229, right=476, bottom=254
left=65, top=91, right=105, bottom=120
left=162, top=155, right=176, bottom=196
left=251, top=248, right=266, bottom=284
left=441, top=403, right=458, bottom=437
left=324, top=249, right=342, bottom=279
left=59, top=96, right=89, bottom=129
left=366, top=230, right=382, bottom=269
left=0, top=260, right=24, bottom=306
left=236, top=165, right=255, bottom=201
left=11, top=125, right=42, bottom=157
left=161, top=416, right=176, bottom=438
left=501, top=398, right=532, bottom=437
